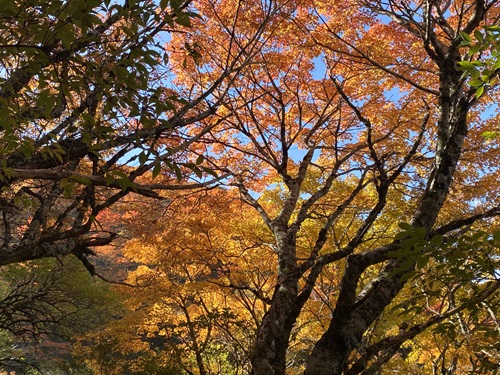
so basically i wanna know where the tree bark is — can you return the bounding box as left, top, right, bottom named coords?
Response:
left=305, top=17, right=474, bottom=375
left=251, top=230, right=300, bottom=375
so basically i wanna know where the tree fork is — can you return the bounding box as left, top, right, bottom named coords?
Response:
left=304, top=9, right=474, bottom=375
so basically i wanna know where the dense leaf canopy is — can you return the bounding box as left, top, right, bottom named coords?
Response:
left=1, top=0, right=499, bottom=374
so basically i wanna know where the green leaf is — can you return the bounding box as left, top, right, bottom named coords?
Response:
left=468, top=44, right=481, bottom=55
left=430, top=235, right=443, bottom=246
left=138, top=151, right=148, bottom=165
left=105, top=173, right=115, bottom=186
left=400, top=271, right=416, bottom=282
left=398, top=222, right=413, bottom=231
left=470, top=69, right=481, bottom=79
left=485, top=25, right=500, bottom=32
left=416, top=254, right=429, bottom=269
left=460, top=31, right=472, bottom=42
left=112, top=170, right=129, bottom=179
left=117, top=178, right=136, bottom=192
left=474, top=30, right=484, bottom=42
left=59, top=178, right=69, bottom=189
left=202, top=166, right=218, bottom=178
left=152, top=163, right=161, bottom=179
left=395, top=232, right=408, bottom=240
left=58, top=23, right=75, bottom=49
left=457, top=61, right=475, bottom=70
left=469, top=79, right=483, bottom=87
left=481, top=131, right=500, bottom=139
left=69, top=174, right=91, bottom=185
left=173, top=164, right=182, bottom=181
left=492, top=230, right=500, bottom=243
left=170, top=0, right=182, bottom=11
left=175, top=14, right=192, bottom=27
left=476, top=85, right=485, bottom=99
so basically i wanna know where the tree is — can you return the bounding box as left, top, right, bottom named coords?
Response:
left=6, top=0, right=500, bottom=374
left=163, top=0, right=500, bottom=373
left=77, top=189, right=265, bottom=374
left=0, top=256, right=121, bottom=373
left=344, top=229, right=500, bottom=375
left=459, top=24, right=500, bottom=140
left=0, top=0, right=268, bottom=268
left=87, top=186, right=499, bottom=374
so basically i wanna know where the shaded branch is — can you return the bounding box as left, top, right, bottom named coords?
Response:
left=347, top=279, right=500, bottom=375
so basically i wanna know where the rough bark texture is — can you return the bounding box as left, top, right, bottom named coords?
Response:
left=304, top=2, right=484, bottom=373
left=251, top=229, right=300, bottom=374
left=246, top=0, right=494, bottom=373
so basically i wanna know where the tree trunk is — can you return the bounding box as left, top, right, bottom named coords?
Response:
left=251, top=291, right=297, bottom=375
left=304, top=261, right=407, bottom=374
left=251, top=231, right=299, bottom=375
left=305, top=37, right=471, bottom=375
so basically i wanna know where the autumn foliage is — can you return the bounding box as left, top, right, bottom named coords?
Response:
left=1, top=0, right=500, bottom=374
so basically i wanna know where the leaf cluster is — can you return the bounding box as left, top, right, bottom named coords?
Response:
left=0, top=256, right=121, bottom=372
left=459, top=26, right=500, bottom=99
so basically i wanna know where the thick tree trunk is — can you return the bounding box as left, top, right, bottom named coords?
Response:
left=251, top=231, right=300, bottom=375
left=304, top=40, right=471, bottom=375
left=304, top=259, right=407, bottom=375
left=251, top=289, right=297, bottom=375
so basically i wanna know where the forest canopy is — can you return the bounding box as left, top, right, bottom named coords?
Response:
left=0, top=0, right=499, bottom=374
